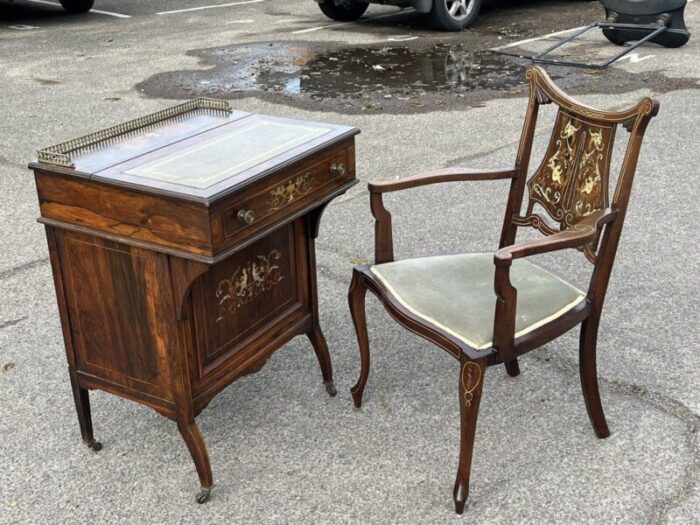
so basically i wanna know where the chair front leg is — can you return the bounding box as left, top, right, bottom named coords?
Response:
left=454, top=355, right=486, bottom=514
left=348, top=270, right=370, bottom=409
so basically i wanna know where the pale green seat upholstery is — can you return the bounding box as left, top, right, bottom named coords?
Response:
left=370, top=253, right=586, bottom=350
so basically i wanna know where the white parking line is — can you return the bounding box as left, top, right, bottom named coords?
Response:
left=291, top=8, right=415, bottom=34
left=26, top=0, right=131, bottom=18
left=156, top=0, right=264, bottom=15
left=293, top=25, right=328, bottom=34
left=386, top=35, right=418, bottom=42
left=491, top=26, right=587, bottom=51
left=618, top=53, right=655, bottom=64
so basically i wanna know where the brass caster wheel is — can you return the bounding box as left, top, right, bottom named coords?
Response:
left=324, top=381, right=337, bottom=397
left=196, top=486, right=211, bottom=504
left=86, top=439, right=102, bottom=452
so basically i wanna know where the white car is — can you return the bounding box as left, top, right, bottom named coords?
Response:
left=315, top=0, right=482, bottom=31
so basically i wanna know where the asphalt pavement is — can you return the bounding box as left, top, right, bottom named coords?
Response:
left=0, top=0, right=698, bottom=523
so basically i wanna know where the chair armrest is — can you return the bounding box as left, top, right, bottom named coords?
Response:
left=494, top=208, right=618, bottom=263
left=368, top=167, right=518, bottom=194
left=368, top=167, right=517, bottom=263
left=490, top=208, right=617, bottom=361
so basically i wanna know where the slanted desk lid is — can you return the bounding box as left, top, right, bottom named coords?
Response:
left=34, top=99, right=359, bottom=203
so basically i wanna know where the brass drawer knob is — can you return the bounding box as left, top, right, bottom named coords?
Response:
left=237, top=209, right=256, bottom=225
left=330, top=163, right=346, bottom=176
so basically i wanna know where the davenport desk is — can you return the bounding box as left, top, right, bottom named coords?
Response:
left=31, top=99, right=359, bottom=502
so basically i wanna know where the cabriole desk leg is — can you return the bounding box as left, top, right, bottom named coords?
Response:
left=306, top=212, right=337, bottom=397
left=177, top=417, right=213, bottom=503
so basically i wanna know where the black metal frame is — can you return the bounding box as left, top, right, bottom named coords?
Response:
left=527, top=21, right=669, bottom=69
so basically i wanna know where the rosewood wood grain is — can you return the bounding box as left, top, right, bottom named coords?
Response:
left=169, top=257, right=209, bottom=322
left=348, top=66, right=658, bottom=513
left=56, top=230, right=176, bottom=401
left=36, top=172, right=213, bottom=257
left=34, top=107, right=358, bottom=504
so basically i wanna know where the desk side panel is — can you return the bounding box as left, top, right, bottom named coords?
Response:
left=55, top=229, right=178, bottom=403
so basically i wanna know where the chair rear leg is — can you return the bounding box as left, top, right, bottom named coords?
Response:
left=579, top=318, right=610, bottom=438
left=453, top=356, right=485, bottom=514
left=348, top=271, right=370, bottom=409
left=504, top=358, right=520, bottom=377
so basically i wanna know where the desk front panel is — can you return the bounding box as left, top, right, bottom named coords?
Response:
left=191, top=219, right=310, bottom=382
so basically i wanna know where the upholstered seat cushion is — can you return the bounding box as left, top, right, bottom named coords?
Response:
left=370, top=253, right=586, bottom=350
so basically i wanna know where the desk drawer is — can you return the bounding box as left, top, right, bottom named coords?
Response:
left=217, top=143, right=353, bottom=247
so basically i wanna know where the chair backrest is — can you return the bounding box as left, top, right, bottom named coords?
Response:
left=497, top=67, right=658, bottom=311
left=501, top=66, right=658, bottom=266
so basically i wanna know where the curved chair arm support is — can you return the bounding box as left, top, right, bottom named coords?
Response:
left=491, top=208, right=617, bottom=360
left=368, top=167, right=518, bottom=194
left=369, top=167, right=517, bottom=264
left=494, top=208, right=618, bottom=262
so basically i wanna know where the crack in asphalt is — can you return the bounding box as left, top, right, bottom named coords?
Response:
left=0, top=316, right=28, bottom=330
left=532, top=348, right=699, bottom=525
left=0, top=257, right=49, bottom=282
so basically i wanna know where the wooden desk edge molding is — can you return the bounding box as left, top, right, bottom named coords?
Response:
left=32, top=98, right=359, bottom=503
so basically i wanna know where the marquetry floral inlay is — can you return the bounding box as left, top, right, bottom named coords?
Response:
left=520, top=112, right=614, bottom=263
left=215, top=249, right=284, bottom=322
left=461, top=362, right=482, bottom=408
left=526, top=112, right=611, bottom=231
left=269, top=174, right=312, bottom=212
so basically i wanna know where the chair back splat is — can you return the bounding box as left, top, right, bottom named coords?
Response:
left=501, top=67, right=659, bottom=268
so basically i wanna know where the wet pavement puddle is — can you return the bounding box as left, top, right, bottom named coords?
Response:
left=137, top=41, right=698, bottom=114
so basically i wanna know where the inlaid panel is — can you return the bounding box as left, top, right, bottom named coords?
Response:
left=57, top=231, right=175, bottom=400
left=192, top=222, right=306, bottom=374
left=522, top=110, right=615, bottom=232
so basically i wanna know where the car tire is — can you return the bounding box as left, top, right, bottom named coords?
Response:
left=602, top=28, right=629, bottom=46
left=318, top=1, right=369, bottom=22
left=429, top=0, right=482, bottom=31
left=59, top=0, right=95, bottom=13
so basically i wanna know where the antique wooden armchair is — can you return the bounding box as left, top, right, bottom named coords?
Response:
left=347, top=66, right=658, bottom=514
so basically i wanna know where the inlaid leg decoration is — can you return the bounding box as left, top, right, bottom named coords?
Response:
left=504, top=358, right=521, bottom=377
left=348, top=272, right=370, bottom=409
left=453, top=356, right=485, bottom=515
left=69, top=368, right=101, bottom=452
left=177, top=418, right=214, bottom=503
left=579, top=318, right=610, bottom=438
left=307, top=324, right=337, bottom=396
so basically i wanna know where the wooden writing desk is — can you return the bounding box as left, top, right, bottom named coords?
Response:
left=31, top=99, right=359, bottom=502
